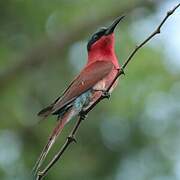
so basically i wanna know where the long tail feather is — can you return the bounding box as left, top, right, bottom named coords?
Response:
left=32, top=109, right=76, bottom=176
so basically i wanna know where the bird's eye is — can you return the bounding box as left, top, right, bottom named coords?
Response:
left=93, top=35, right=98, bottom=40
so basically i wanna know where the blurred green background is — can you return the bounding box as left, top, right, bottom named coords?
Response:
left=0, top=0, right=180, bottom=180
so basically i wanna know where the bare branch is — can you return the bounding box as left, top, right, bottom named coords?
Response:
left=36, top=114, right=86, bottom=180
left=35, top=2, right=180, bottom=180
left=122, top=2, right=180, bottom=69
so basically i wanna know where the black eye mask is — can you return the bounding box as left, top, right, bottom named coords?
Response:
left=87, top=16, right=125, bottom=51
left=87, top=27, right=107, bottom=51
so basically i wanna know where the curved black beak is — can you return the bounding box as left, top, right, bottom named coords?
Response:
left=105, top=15, right=125, bottom=35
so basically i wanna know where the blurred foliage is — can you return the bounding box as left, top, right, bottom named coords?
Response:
left=0, top=0, right=180, bottom=180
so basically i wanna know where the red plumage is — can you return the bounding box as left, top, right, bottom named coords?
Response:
left=33, top=16, right=124, bottom=174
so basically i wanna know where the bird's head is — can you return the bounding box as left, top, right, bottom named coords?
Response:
left=87, top=16, right=125, bottom=55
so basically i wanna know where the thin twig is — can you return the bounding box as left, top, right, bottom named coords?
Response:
left=35, top=3, right=180, bottom=180
left=122, top=2, right=180, bottom=69
left=36, top=114, right=87, bottom=180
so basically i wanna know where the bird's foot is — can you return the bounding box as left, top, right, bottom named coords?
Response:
left=68, top=135, right=77, bottom=143
left=102, top=91, right=111, bottom=99
left=79, top=111, right=88, bottom=120
left=120, top=68, right=125, bottom=75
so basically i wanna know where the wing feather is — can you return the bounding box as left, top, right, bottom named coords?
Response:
left=38, top=60, right=114, bottom=117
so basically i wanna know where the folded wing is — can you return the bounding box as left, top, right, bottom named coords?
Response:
left=38, top=60, right=114, bottom=117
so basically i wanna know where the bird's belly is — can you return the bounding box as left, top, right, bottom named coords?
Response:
left=82, top=68, right=119, bottom=111
left=73, top=68, right=119, bottom=112
left=93, top=68, right=119, bottom=92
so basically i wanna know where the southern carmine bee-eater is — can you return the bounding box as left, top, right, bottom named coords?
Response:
left=34, top=16, right=125, bottom=173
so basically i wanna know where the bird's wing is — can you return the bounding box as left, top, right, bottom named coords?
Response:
left=38, top=60, right=114, bottom=117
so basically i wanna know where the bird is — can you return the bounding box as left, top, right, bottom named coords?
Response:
left=33, top=15, right=125, bottom=174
